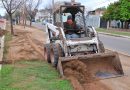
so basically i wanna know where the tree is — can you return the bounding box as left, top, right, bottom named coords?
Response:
left=120, top=0, right=130, bottom=21
left=25, top=0, right=41, bottom=26
left=120, top=0, right=130, bottom=28
left=103, top=0, right=130, bottom=29
left=1, top=0, right=23, bottom=35
left=103, top=2, right=121, bottom=20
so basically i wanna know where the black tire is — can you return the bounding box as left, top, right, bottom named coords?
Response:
left=50, top=44, right=64, bottom=67
left=44, top=44, right=51, bottom=63
left=57, top=44, right=65, bottom=57
left=99, top=40, right=105, bottom=53
left=50, top=44, right=59, bottom=67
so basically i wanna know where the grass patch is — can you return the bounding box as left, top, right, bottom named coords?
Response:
left=96, top=28, right=130, bottom=37
left=3, top=23, right=12, bottom=60
left=3, top=31, right=12, bottom=60
left=0, top=60, right=73, bottom=90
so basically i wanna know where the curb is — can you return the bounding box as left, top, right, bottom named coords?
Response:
left=98, top=32, right=130, bottom=39
left=0, top=36, right=5, bottom=70
left=106, top=47, right=130, bottom=57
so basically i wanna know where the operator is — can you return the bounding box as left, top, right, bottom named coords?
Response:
left=64, top=15, right=80, bottom=39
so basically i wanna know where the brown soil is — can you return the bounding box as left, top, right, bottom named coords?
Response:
left=62, top=59, right=115, bottom=90
left=6, top=25, right=47, bottom=62
left=63, top=60, right=95, bottom=84
left=0, top=29, right=6, bottom=36
left=83, top=81, right=112, bottom=90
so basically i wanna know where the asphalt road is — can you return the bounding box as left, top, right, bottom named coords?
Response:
left=99, top=34, right=130, bottom=55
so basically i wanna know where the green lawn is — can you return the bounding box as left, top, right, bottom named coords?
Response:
left=96, top=28, right=130, bottom=37
left=0, top=60, right=73, bottom=90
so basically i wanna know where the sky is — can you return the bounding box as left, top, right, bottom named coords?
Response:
left=0, top=0, right=118, bottom=16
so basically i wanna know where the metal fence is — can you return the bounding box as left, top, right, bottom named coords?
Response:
left=85, top=15, right=100, bottom=28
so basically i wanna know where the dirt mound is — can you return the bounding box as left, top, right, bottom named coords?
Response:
left=61, top=57, right=122, bottom=90
left=63, top=60, right=95, bottom=84
left=83, top=82, right=112, bottom=90
left=6, top=25, right=45, bottom=61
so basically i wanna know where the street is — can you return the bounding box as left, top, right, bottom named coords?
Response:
left=99, top=34, right=130, bottom=55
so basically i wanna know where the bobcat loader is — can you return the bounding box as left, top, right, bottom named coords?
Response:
left=44, top=1, right=124, bottom=80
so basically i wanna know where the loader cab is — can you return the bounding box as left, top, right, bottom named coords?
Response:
left=53, top=5, right=96, bottom=39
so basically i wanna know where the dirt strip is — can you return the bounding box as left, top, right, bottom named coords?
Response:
left=6, top=25, right=47, bottom=62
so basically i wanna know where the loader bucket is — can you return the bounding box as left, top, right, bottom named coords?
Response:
left=57, top=52, right=124, bottom=82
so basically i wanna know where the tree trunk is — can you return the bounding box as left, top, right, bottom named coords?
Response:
left=30, top=19, right=32, bottom=26
left=124, top=21, right=129, bottom=29
left=19, top=16, right=21, bottom=24
left=121, top=21, right=123, bottom=29
left=9, top=14, right=14, bottom=35
left=109, top=20, right=111, bottom=27
left=18, top=16, right=20, bottom=24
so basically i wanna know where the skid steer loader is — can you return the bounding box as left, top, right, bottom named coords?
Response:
left=44, top=1, right=124, bottom=80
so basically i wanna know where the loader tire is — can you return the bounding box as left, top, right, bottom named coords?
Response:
left=44, top=44, right=51, bottom=63
left=50, top=44, right=64, bottom=67
left=50, top=44, right=59, bottom=67
left=57, top=44, right=65, bottom=57
left=99, top=40, right=105, bottom=53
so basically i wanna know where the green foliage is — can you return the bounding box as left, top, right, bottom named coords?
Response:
left=120, top=0, right=130, bottom=21
left=103, top=0, right=130, bottom=21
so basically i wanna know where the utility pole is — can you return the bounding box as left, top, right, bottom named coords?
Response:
left=52, top=0, right=54, bottom=13
left=51, top=0, right=54, bottom=23
left=21, top=0, right=26, bottom=28
left=23, top=0, right=26, bottom=28
left=71, top=0, right=75, bottom=3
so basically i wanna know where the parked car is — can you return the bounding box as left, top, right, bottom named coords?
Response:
left=32, top=19, right=35, bottom=22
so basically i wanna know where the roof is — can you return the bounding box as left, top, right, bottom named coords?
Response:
left=54, top=1, right=81, bottom=13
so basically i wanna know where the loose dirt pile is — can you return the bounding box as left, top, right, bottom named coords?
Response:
left=63, top=60, right=95, bottom=84
left=83, top=81, right=112, bottom=90
left=6, top=25, right=46, bottom=62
